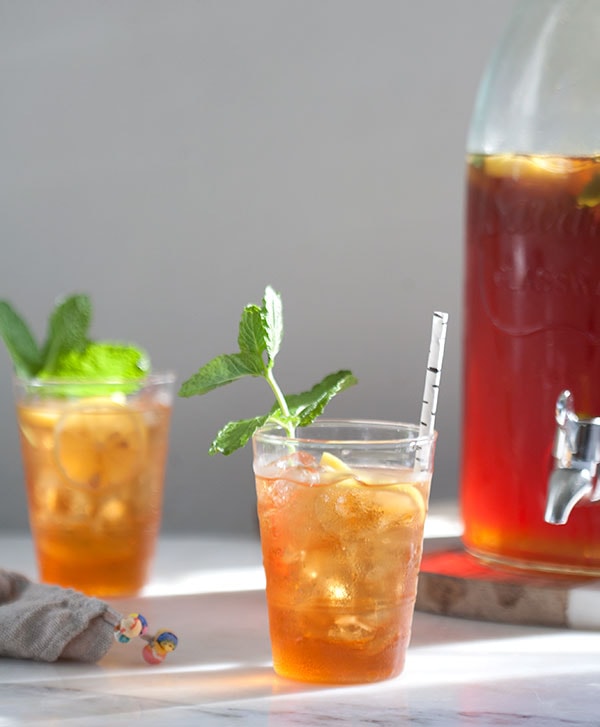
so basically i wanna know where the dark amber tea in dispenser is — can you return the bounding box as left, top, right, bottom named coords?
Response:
left=462, top=152, right=600, bottom=573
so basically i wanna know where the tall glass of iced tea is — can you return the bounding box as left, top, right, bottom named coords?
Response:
left=14, top=373, right=175, bottom=598
left=253, top=419, right=437, bottom=684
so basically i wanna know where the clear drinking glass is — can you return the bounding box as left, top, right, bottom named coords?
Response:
left=14, top=372, right=175, bottom=598
left=253, top=419, right=437, bottom=684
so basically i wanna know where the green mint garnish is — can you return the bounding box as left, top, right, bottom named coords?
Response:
left=0, top=293, right=150, bottom=392
left=0, top=293, right=91, bottom=378
left=179, top=285, right=357, bottom=455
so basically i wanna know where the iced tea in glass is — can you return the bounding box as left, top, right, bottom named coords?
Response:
left=14, top=373, right=175, bottom=597
left=253, top=419, right=436, bottom=684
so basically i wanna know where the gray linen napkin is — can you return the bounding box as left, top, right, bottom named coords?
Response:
left=0, top=569, right=120, bottom=663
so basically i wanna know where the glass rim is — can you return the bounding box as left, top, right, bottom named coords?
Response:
left=13, top=370, right=177, bottom=387
left=253, top=418, right=437, bottom=447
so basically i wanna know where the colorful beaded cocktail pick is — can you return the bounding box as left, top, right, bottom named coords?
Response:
left=141, top=629, right=179, bottom=665
left=113, top=613, right=178, bottom=664
left=114, top=613, right=148, bottom=643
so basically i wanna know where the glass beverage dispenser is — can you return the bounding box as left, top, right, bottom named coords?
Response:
left=461, top=0, right=600, bottom=574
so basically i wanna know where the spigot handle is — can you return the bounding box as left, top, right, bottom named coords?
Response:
left=546, top=390, right=600, bottom=526
left=552, top=390, right=577, bottom=464
left=555, top=390, right=574, bottom=427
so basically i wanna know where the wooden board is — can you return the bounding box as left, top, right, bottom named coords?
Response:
left=415, top=546, right=600, bottom=630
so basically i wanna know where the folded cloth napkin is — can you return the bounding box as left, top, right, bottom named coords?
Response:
left=0, top=569, right=120, bottom=663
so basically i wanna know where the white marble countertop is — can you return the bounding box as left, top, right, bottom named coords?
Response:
left=1, top=505, right=599, bottom=726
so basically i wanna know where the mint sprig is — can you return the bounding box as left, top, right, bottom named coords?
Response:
left=179, top=285, right=357, bottom=455
left=0, top=293, right=92, bottom=378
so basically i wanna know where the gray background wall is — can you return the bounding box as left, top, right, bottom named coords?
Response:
left=0, top=0, right=516, bottom=536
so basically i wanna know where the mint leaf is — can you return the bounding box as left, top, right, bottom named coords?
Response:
left=238, top=304, right=267, bottom=355
left=0, top=301, right=43, bottom=377
left=179, top=351, right=266, bottom=397
left=578, top=173, right=600, bottom=208
left=470, top=154, right=485, bottom=170
left=38, top=341, right=149, bottom=395
left=40, top=294, right=92, bottom=375
left=286, top=370, right=358, bottom=426
left=261, top=285, right=283, bottom=363
left=209, top=414, right=270, bottom=455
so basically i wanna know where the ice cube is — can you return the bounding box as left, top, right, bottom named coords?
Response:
left=328, top=614, right=376, bottom=644
left=98, top=497, right=127, bottom=524
left=314, top=482, right=381, bottom=537
left=34, top=472, right=92, bottom=519
left=33, top=469, right=62, bottom=513
left=258, top=478, right=296, bottom=511
left=257, top=451, right=320, bottom=486
left=66, top=488, right=93, bottom=518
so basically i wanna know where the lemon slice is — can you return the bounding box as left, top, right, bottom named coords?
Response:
left=318, top=453, right=426, bottom=524
left=384, top=483, right=426, bottom=524
left=319, top=451, right=356, bottom=485
left=54, top=400, right=147, bottom=489
left=17, top=405, right=61, bottom=449
left=320, top=451, right=351, bottom=471
left=481, top=154, right=596, bottom=182
left=18, top=405, right=61, bottom=429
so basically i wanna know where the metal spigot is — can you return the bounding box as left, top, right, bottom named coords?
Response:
left=544, top=390, right=600, bottom=525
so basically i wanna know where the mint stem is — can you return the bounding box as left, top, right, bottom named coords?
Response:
left=265, top=366, right=295, bottom=436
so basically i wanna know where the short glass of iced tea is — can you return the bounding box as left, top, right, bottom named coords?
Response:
left=14, top=373, right=175, bottom=598
left=253, top=419, right=437, bottom=684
